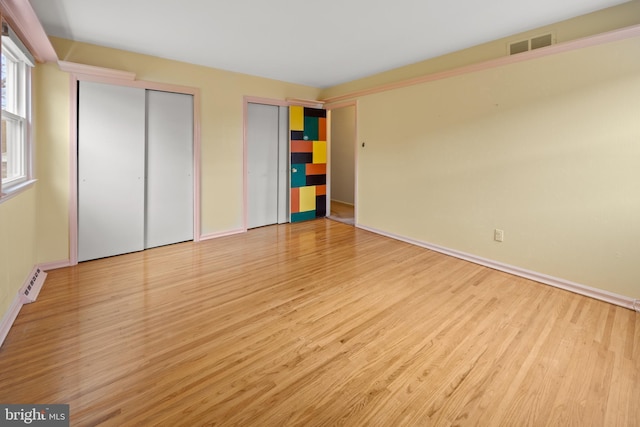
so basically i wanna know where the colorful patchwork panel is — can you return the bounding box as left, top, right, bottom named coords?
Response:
left=290, top=187, right=300, bottom=214
left=291, top=164, right=307, bottom=188
left=290, top=106, right=327, bottom=222
left=290, top=106, right=304, bottom=131
left=312, top=141, right=326, bottom=164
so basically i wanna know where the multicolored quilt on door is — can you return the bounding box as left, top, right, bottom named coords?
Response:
left=290, top=106, right=327, bottom=222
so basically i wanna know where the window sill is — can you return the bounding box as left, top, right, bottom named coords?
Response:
left=0, top=179, right=37, bottom=204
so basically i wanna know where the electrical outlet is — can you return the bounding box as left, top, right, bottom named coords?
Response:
left=494, top=229, right=504, bottom=242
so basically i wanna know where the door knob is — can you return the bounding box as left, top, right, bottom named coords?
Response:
left=292, top=168, right=297, bottom=173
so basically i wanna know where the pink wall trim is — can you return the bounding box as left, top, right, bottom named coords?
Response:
left=58, top=61, right=136, bottom=81
left=245, top=96, right=289, bottom=107
left=242, top=99, right=249, bottom=232
left=39, top=260, right=72, bottom=271
left=328, top=112, right=334, bottom=216
left=324, top=100, right=359, bottom=111
left=0, top=0, right=58, bottom=63
left=285, top=98, right=324, bottom=108
left=67, top=71, right=203, bottom=264
left=68, top=72, right=201, bottom=95
left=199, top=228, right=245, bottom=241
left=322, top=24, right=640, bottom=104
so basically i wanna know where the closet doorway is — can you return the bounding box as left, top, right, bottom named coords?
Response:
left=246, top=102, right=289, bottom=228
left=77, top=81, right=194, bottom=262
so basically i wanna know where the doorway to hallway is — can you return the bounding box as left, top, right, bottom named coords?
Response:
left=328, top=104, right=356, bottom=226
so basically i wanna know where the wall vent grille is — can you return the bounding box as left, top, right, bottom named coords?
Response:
left=21, top=267, right=47, bottom=303
left=509, top=32, right=554, bottom=55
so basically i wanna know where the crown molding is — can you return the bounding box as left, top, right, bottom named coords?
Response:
left=58, top=60, right=136, bottom=80
left=286, top=98, right=325, bottom=109
left=0, top=0, right=57, bottom=62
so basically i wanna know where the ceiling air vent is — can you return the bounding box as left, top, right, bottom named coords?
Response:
left=508, top=32, right=554, bottom=55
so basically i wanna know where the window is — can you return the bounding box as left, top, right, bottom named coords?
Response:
left=1, top=22, right=34, bottom=197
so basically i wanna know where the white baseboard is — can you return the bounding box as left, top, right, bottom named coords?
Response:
left=357, top=224, right=637, bottom=311
left=0, top=264, right=52, bottom=349
left=20, top=266, right=48, bottom=303
left=0, top=293, right=23, bottom=349
left=199, top=228, right=245, bottom=241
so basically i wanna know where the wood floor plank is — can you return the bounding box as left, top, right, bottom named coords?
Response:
left=0, top=220, right=638, bottom=426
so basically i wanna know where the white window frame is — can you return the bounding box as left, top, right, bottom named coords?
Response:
left=1, top=22, right=34, bottom=201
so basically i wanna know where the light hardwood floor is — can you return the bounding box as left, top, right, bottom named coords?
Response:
left=0, top=220, right=638, bottom=426
left=329, top=200, right=355, bottom=225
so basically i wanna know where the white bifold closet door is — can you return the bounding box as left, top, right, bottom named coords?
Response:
left=78, top=81, right=193, bottom=262
left=78, top=83, right=146, bottom=261
left=246, top=103, right=289, bottom=229
left=145, top=90, right=194, bottom=249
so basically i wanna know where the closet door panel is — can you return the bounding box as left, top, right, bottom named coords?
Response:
left=78, top=82, right=146, bottom=261
left=145, top=90, right=194, bottom=248
left=247, top=103, right=279, bottom=229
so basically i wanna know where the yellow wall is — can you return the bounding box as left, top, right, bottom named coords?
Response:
left=0, top=189, right=37, bottom=316
left=330, top=106, right=356, bottom=204
left=320, top=1, right=640, bottom=101
left=2, top=3, right=638, bottom=325
left=34, top=37, right=321, bottom=264
left=34, top=62, right=70, bottom=264
left=355, top=36, right=640, bottom=298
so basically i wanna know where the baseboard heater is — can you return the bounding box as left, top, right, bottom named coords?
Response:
left=20, top=267, right=47, bottom=303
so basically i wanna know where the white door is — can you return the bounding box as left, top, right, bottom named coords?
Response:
left=145, top=90, right=194, bottom=248
left=247, top=103, right=280, bottom=228
left=78, top=82, right=146, bottom=261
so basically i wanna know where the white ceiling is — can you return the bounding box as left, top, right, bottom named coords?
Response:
left=29, top=0, right=630, bottom=88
